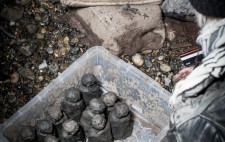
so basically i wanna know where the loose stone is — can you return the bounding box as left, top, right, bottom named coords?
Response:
left=38, top=76, right=44, bottom=82
left=70, top=47, right=80, bottom=55
left=132, top=53, right=144, bottom=67
left=46, top=47, right=54, bottom=54
left=0, top=8, right=24, bottom=21
left=39, top=60, right=48, bottom=70
left=158, top=55, right=164, bottom=61
left=18, top=68, right=35, bottom=80
left=48, top=62, right=59, bottom=73
left=25, top=23, right=39, bottom=34
left=144, top=58, right=152, bottom=68
left=160, top=63, right=172, bottom=73
left=20, top=42, right=38, bottom=56
left=10, top=72, right=19, bottom=83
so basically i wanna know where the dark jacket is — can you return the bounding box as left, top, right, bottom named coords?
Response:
left=167, top=75, right=225, bottom=142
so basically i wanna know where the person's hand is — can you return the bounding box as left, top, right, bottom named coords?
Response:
left=172, top=66, right=194, bottom=84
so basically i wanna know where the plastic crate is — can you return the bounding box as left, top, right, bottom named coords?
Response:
left=0, top=46, right=172, bottom=142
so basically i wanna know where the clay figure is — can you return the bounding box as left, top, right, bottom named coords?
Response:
left=46, top=105, right=67, bottom=136
left=109, top=102, right=133, bottom=140
left=88, top=115, right=113, bottom=142
left=17, top=125, right=36, bottom=142
left=44, top=135, right=59, bottom=142
left=35, top=120, right=54, bottom=142
left=79, top=74, right=101, bottom=105
left=101, top=91, right=118, bottom=115
left=89, top=98, right=106, bottom=114
left=60, top=119, right=85, bottom=142
left=61, top=87, right=85, bottom=122
left=80, top=98, right=106, bottom=136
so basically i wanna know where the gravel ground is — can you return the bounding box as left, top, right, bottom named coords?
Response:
left=0, top=1, right=199, bottom=124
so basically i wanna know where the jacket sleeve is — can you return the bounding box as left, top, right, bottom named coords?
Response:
left=166, top=94, right=225, bottom=142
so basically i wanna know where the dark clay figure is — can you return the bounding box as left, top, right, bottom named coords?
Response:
left=88, top=115, right=113, bottom=142
left=17, top=125, right=36, bottom=142
left=35, top=120, right=54, bottom=142
left=44, top=135, right=59, bottom=142
left=109, top=102, right=133, bottom=140
left=101, top=91, right=118, bottom=115
left=61, top=87, right=85, bottom=122
left=80, top=98, right=106, bottom=136
left=79, top=74, right=101, bottom=105
left=46, top=105, right=67, bottom=137
left=60, top=119, right=85, bottom=142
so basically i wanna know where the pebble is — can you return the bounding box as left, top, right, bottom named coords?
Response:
left=155, top=76, right=161, bottom=84
left=35, top=14, right=42, bottom=22
left=78, top=43, right=85, bottom=48
left=10, top=72, right=19, bottom=83
left=9, top=21, right=16, bottom=26
left=20, top=0, right=31, bottom=5
left=38, top=76, right=44, bottom=82
left=160, top=64, right=172, bottom=73
left=37, top=33, right=44, bottom=39
left=164, top=77, right=171, bottom=86
left=39, top=60, right=48, bottom=70
left=158, top=55, right=164, bottom=61
left=40, top=27, right=47, bottom=34
left=70, top=47, right=79, bottom=55
left=7, top=95, right=17, bottom=105
left=0, top=8, right=24, bottom=21
left=25, top=23, right=39, bottom=34
left=51, top=0, right=60, bottom=3
left=41, top=15, right=50, bottom=25
left=18, top=68, right=35, bottom=80
left=132, top=53, right=144, bottom=67
left=145, top=56, right=152, bottom=68
left=48, top=62, right=59, bottom=73
left=69, top=38, right=79, bottom=46
left=70, top=56, right=78, bottom=62
left=20, top=42, right=38, bottom=56
left=46, top=47, right=54, bottom=54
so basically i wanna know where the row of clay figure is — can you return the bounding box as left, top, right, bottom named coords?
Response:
left=7, top=74, right=133, bottom=142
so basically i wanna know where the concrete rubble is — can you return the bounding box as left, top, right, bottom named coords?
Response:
left=64, top=2, right=165, bottom=55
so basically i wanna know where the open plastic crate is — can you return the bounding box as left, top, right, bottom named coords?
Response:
left=0, top=46, right=172, bottom=142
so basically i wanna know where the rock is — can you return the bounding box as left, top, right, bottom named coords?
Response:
left=162, top=0, right=195, bottom=21
left=164, top=77, right=171, bottom=86
left=20, top=0, right=31, bottom=5
left=51, top=0, right=60, bottom=3
left=35, top=14, right=42, bottom=22
left=0, top=8, right=24, bottom=21
left=7, top=95, right=17, bottom=105
left=20, top=41, right=38, bottom=56
left=39, top=60, right=48, bottom=70
left=158, top=55, right=164, bottom=61
left=37, top=33, right=44, bottom=39
left=70, top=4, right=164, bottom=55
left=160, top=64, right=172, bottom=73
left=40, top=27, right=47, bottom=34
left=10, top=72, right=19, bottom=83
left=144, top=55, right=152, bottom=68
left=48, top=62, right=59, bottom=73
left=41, top=14, right=50, bottom=25
left=78, top=43, right=85, bottom=48
left=69, top=38, right=79, bottom=46
left=70, top=47, right=79, bottom=55
left=132, top=53, right=144, bottom=67
left=38, top=76, right=44, bottom=82
left=25, top=23, right=39, bottom=34
left=18, top=68, right=35, bottom=80
left=9, top=21, right=16, bottom=26
left=46, top=47, right=54, bottom=54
